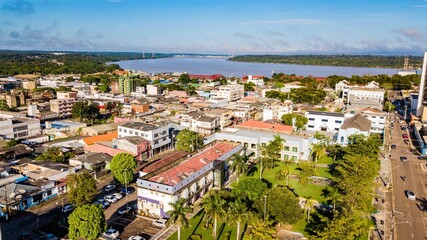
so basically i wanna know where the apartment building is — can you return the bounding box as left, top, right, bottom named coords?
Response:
left=305, top=111, right=345, bottom=133
left=118, top=76, right=135, bottom=95
left=345, top=107, right=386, bottom=133
left=180, top=112, right=220, bottom=135
left=50, top=98, right=76, bottom=118
left=0, top=118, right=41, bottom=140
left=118, top=121, right=185, bottom=155
left=136, top=142, right=242, bottom=218
left=262, top=100, right=293, bottom=121
left=210, top=84, right=244, bottom=102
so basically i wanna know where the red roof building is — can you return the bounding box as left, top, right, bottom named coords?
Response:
left=236, top=120, right=293, bottom=133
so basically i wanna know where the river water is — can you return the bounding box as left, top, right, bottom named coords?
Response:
left=115, top=56, right=398, bottom=78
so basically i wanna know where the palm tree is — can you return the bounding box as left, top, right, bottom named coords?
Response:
left=275, top=160, right=293, bottom=186
left=259, top=135, right=286, bottom=179
left=114, top=102, right=123, bottom=116
left=228, top=198, right=250, bottom=240
left=105, top=101, right=115, bottom=114
left=246, top=217, right=276, bottom=240
left=168, top=198, right=193, bottom=240
left=230, top=153, right=248, bottom=183
left=201, top=192, right=226, bottom=240
left=311, top=143, right=326, bottom=163
left=304, top=198, right=316, bottom=222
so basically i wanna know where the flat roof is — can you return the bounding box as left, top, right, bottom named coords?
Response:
left=307, top=111, right=344, bottom=117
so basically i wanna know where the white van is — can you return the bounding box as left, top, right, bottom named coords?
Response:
left=152, top=219, right=168, bottom=227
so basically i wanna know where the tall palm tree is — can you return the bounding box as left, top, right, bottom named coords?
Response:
left=259, top=135, right=286, bottom=179
left=228, top=198, right=250, bottom=240
left=168, top=198, right=193, bottom=240
left=201, top=192, right=226, bottom=240
left=304, top=198, right=316, bottom=222
left=275, top=160, right=293, bottom=186
left=311, top=143, right=326, bottom=163
left=230, top=153, right=248, bottom=183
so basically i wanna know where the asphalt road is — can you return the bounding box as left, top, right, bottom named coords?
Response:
left=390, top=117, right=427, bottom=240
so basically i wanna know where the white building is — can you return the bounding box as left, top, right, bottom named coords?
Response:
left=262, top=100, right=293, bottom=121
left=0, top=118, right=41, bottom=140
left=345, top=107, right=386, bottom=133
left=50, top=98, right=77, bottom=118
left=305, top=111, right=345, bottom=133
left=416, top=52, right=427, bottom=120
left=246, top=75, right=264, bottom=86
left=118, top=121, right=185, bottom=155
left=210, top=84, right=244, bottom=102
left=337, top=114, right=371, bottom=146
left=179, top=112, right=220, bottom=136
left=146, top=85, right=161, bottom=96
left=136, top=142, right=242, bottom=218
left=39, top=79, right=67, bottom=88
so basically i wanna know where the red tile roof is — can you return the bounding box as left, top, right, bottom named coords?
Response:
left=141, top=151, right=188, bottom=174
left=236, top=120, right=292, bottom=133
left=149, top=142, right=238, bottom=186
left=85, top=143, right=134, bottom=157
left=82, top=130, right=118, bottom=145
left=189, top=74, right=224, bottom=80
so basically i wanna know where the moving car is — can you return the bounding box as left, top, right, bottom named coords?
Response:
left=118, top=206, right=133, bottom=215
left=121, top=186, right=135, bottom=194
left=406, top=190, right=416, bottom=200
left=103, top=229, right=120, bottom=239
left=104, top=194, right=118, bottom=203
left=152, top=219, right=168, bottom=228
left=105, top=184, right=116, bottom=192
left=62, top=204, right=75, bottom=214
left=400, top=156, right=407, bottom=162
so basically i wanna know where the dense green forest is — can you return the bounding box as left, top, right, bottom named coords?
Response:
left=229, top=55, right=423, bottom=69
left=0, top=51, right=171, bottom=75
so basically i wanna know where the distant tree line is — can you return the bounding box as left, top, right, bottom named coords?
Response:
left=0, top=51, right=172, bottom=75
left=229, top=55, right=423, bottom=69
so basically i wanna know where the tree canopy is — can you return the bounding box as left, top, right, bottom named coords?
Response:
left=71, top=100, right=100, bottom=125
left=110, top=153, right=137, bottom=185
left=66, top=171, right=97, bottom=207
left=175, top=129, right=204, bottom=152
left=36, top=146, right=70, bottom=163
left=232, top=178, right=268, bottom=203
left=68, top=204, right=107, bottom=240
left=168, top=198, right=193, bottom=240
left=281, top=113, right=308, bottom=130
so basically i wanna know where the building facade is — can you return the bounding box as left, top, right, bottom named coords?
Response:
left=305, top=111, right=345, bottom=133
left=0, top=118, right=41, bottom=140
left=50, top=98, right=76, bottom=118
left=119, top=76, right=135, bottom=95
left=210, top=84, right=244, bottom=102
left=416, top=52, right=427, bottom=121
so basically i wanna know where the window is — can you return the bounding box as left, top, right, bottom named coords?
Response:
left=308, top=125, right=314, bottom=128
left=123, top=129, right=127, bottom=133
left=308, top=118, right=315, bottom=121
left=320, top=127, right=327, bottom=131
left=372, top=116, right=376, bottom=118
left=321, top=119, right=328, bottom=122
left=129, top=131, right=133, bottom=134
left=251, top=143, right=256, bottom=148
left=284, top=154, right=289, bottom=160
left=154, top=140, right=159, bottom=144
left=292, top=147, right=298, bottom=152
left=154, top=133, right=159, bottom=138
left=335, top=120, right=342, bottom=123
left=340, top=136, right=344, bottom=142
left=284, top=146, right=290, bottom=151
left=291, top=156, right=298, bottom=161
left=380, top=117, right=384, bottom=119
left=162, top=130, right=167, bottom=135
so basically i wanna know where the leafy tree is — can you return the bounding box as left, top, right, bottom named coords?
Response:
left=68, top=204, right=106, bottom=240
left=246, top=217, right=276, bottom=240
left=56, top=86, right=72, bottom=92
left=110, top=153, right=137, bottom=185
left=230, top=153, right=248, bottom=182
left=36, top=146, right=67, bottom=163
left=175, top=129, right=204, bottom=152
left=228, top=198, right=251, bottom=240
left=178, top=73, right=191, bottom=84
left=244, top=82, right=256, bottom=91
left=281, top=113, right=308, bottom=130
left=201, top=192, right=227, bottom=240
left=232, top=178, right=268, bottom=203
left=6, top=139, right=18, bottom=148
left=0, top=100, right=10, bottom=111
left=383, top=101, right=395, bottom=112
left=71, top=100, right=100, bottom=124
left=168, top=198, right=193, bottom=240
left=255, top=186, right=302, bottom=225
left=259, top=135, right=285, bottom=178
left=275, top=160, right=293, bottom=186
left=105, top=101, right=115, bottom=114
left=66, top=171, right=97, bottom=207
left=345, top=134, right=380, bottom=158
left=297, top=162, right=316, bottom=186
left=314, top=211, right=370, bottom=240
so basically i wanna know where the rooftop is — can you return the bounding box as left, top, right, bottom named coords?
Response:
left=71, top=152, right=112, bottom=165
left=149, top=142, right=238, bottom=186
left=120, top=136, right=148, bottom=145
left=236, top=120, right=293, bottom=133
left=307, top=111, right=344, bottom=117
left=121, top=121, right=165, bottom=131
left=85, top=143, right=134, bottom=157
left=340, top=114, right=371, bottom=132
left=82, top=130, right=118, bottom=145
left=140, top=151, right=188, bottom=174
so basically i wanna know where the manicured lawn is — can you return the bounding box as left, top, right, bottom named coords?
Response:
left=168, top=210, right=240, bottom=240
left=315, top=167, right=332, bottom=179
left=291, top=214, right=308, bottom=236
left=317, top=156, right=334, bottom=164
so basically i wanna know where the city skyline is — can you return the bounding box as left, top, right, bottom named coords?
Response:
left=0, top=0, right=426, bottom=55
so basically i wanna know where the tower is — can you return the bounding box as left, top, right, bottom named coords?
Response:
left=416, top=52, right=427, bottom=120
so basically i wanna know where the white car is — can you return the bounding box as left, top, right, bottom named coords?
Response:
left=104, top=194, right=118, bottom=203
left=105, top=184, right=116, bottom=192
left=62, top=204, right=75, bottom=214
left=407, top=190, right=416, bottom=200
left=103, top=228, right=120, bottom=239
left=128, top=236, right=146, bottom=240
left=113, top=193, right=123, bottom=200
left=152, top=219, right=167, bottom=228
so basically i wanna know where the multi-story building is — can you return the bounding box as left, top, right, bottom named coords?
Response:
left=118, top=121, right=185, bottom=155
left=113, top=136, right=151, bottom=161
left=39, top=79, right=66, bottom=88
left=305, top=111, right=345, bottom=133
left=416, top=52, right=427, bottom=121
left=345, top=107, right=386, bottom=133
left=210, top=84, right=244, bottom=102
left=50, top=98, right=76, bottom=118
left=136, top=142, right=242, bottom=218
left=118, top=76, right=135, bottom=95
left=337, top=114, right=371, bottom=146
left=180, top=112, right=220, bottom=136
left=22, top=81, right=37, bottom=91
left=262, top=100, right=293, bottom=121
left=57, top=91, right=77, bottom=99
left=146, top=85, right=161, bottom=96
left=205, top=108, right=233, bottom=130
left=0, top=118, right=41, bottom=140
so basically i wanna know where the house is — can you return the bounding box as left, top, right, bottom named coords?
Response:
left=69, top=152, right=112, bottom=171
left=113, top=136, right=151, bottom=161
left=305, top=111, right=345, bottom=133
left=345, top=107, right=386, bottom=133
left=81, top=130, right=118, bottom=145
left=243, top=75, right=264, bottom=86
left=205, top=108, right=233, bottom=130
left=81, top=123, right=121, bottom=136
left=118, top=121, right=186, bottom=155
left=337, top=114, right=372, bottom=145
left=85, top=143, right=134, bottom=158
left=130, top=97, right=150, bottom=114
left=180, top=112, right=220, bottom=136
left=0, top=144, right=34, bottom=162
left=136, top=142, right=242, bottom=218
left=146, top=85, right=162, bottom=96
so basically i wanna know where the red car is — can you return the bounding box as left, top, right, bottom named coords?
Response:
left=403, top=134, right=409, bottom=139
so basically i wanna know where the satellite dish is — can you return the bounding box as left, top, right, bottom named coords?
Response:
left=18, top=189, right=26, bottom=194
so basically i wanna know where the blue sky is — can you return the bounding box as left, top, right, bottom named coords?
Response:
left=0, top=0, right=426, bottom=55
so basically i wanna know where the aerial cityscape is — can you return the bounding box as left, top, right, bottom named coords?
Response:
left=0, top=1, right=426, bottom=240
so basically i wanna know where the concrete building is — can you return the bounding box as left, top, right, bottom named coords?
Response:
left=50, top=98, right=76, bottom=118
left=263, top=101, right=293, bottom=121
left=146, top=85, right=161, bottom=96
left=179, top=112, right=220, bottom=136
left=118, top=121, right=185, bottom=155
left=57, top=92, right=77, bottom=99
left=345, top=107, right=386, bottom=133
left=205, top=108, right=233, bottom=130
left=130, top=98, right=150, bottom=114
left=136, top=142, right=242, bottom=218
left=39, top=79, right=66, bottom=88
left=210, top=84, right=244, bottom=102
left=305, top=111, right=345, bottom=133
left=0, top=118, right=41, bottom=140
left=22, top=81, right=37, bottom=91
left=244, top=75, right=264, bottom=86
left=118, top=76, right=135, bottom=95
left=337, top=114, right=371, bottom=146
left=113, top=136, right=151, bottom=161
left=69, top=152, right=112, bottom=171
left=416, top=52, right=427, bottom=121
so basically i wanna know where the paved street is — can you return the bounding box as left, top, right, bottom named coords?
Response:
left=390, top=116, right=427, bottom=240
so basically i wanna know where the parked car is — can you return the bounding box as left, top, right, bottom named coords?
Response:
left=94, top=199, right=110, bottom=209
left=118, top=206, right=133, bottom=215
left=62, top=204, right=75, bottom=214
left=418, top=155, right=427, bottom=160
left=113, top=192, right=123, bottom=200
left=391, top=144, right=397, bottom=149
left=406, top=190, right=416, bottom=200
left=128, top=236, right=146, bottom=240
left=104, top=194, right=118, bottom=203
left=402, top=133, right=409, bottom=139
left=400, top=156, right=408, bottom=161
left=152, top=219, right=168, bottom=228
left=121, top=186, right=135, bottom=194
left=103, top=229, right=120, bottom=239
left=19, top=232, right=32, bottom=240
left=40, top=234, right=58, bottom=240
left=105, top=184, right=116, bottom=192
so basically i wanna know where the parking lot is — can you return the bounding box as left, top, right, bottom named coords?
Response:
left=108, top=214, right=162, bottom=239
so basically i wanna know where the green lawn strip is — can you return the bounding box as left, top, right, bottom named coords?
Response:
left=291, top=214, right=309, bottom=237
left=287, top=180, right=327, bottom=203
left=168, top=210, right=239, bottom=240
left=314, top=167, right=332, bottom=179
left=317, top=156, right=334, bottom=164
